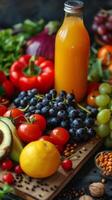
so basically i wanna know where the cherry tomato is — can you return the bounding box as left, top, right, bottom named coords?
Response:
left=1, top=160, right=13, bottom=171
left=39, top=136, right=64, bottom=153
left=87, top=82, right=100, bottom=95
left=14, top=165, right=23, bottom=174
left=30, top=114, right=46, bottom=131
left=4, top=108, right=25, bottom=127
left=0, top=105, right=7, bottom=116
left=87, top=90, right=99, bottom=107
left=39, top=135, right=54, bottom=143
left=61, top=159, right=73, bottom=171
left=3, top=173, right=14, bottom=184
left=50, top=127, right=70, bottom=146
left=98, top=45, right=112, bottom=66
left=17, top=123, right=42, bottom=143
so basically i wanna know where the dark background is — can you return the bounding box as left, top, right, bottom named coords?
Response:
left=0, top=0, right=112, bottom=31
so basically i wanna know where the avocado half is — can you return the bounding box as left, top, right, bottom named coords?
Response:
left=0, top=120, right=12, bottom=159
left=0, top=117, right=23, bottom=162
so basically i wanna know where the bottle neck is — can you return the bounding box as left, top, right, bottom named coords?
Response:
left=64, top=11, right=83, bottom=19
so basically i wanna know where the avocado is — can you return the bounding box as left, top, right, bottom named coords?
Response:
left=0, top=120, right=12, bottom=159
left=0, top=117, right=23, bottom=162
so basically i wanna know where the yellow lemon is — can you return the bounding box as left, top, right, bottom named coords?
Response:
left=19, top=140, right=61, bottom=178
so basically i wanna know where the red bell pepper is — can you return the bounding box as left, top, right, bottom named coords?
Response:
left=10, top=55, right=54, bottom=93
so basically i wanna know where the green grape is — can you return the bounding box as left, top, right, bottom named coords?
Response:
left=109, top=119, right=112, bottom=130
left=96, top=124, right=110, bottom=138
left=108, top=100, right=112, bottom=111
left=98, top=107, right=106, bottom=112
left=97, top=109, right=111, bottom=124
left=95, top=94, right=110, bottom=107
left=104, top=137, right=112, bottom=148
left=99, top=83, right=112, bottom=94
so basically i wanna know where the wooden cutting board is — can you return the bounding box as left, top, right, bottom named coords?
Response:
left=0, top=137, right=102, bottom=200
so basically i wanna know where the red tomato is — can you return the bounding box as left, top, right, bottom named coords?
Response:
left=14, top=165, right=23, bottom=175
left=87, top=90, right=99, bottom=107
left=3, top=173, right=14, bottom=184
left=4, top=108, right=25, bottom=127
left=87, top=82, right=100, bottom=95
left=1, top=159, right=13, bottom=170
left=61, top=159, right=73, bottom=171
left=0, top=105, right=7, bottom=116
left=50, top=127, right=70, bottom=146
left=39, top=135, right=54, bottom=143
left=30, top=114, right=46, bottom=131
left=17, top=123, right=42, bottom=143
left=39, top=136, right=64, bottom=153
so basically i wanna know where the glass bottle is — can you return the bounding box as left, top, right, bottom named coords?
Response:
left=55, top=0, right=90, bottom=101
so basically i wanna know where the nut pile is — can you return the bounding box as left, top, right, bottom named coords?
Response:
left=96, top=151, right=112, bottom=176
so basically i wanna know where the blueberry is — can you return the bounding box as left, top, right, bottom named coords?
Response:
left=78, top=111, right=86, bottom=120
left=88, top=128, right=96, bottom=137
left=91, top=108, right=98, bottom=118
left=49, top=108, right=57, bottom=116
left=45, top=93, right=52, bottom=100
left=84, top=117, right=94, bottom=128
left=72, top=118, right=83, bottom=129
left=61, top=120, right=69, bottom=128
left=57, top=102, right=65, bottom=110
left=49, top=89, right=57, bottom=98
left=69, top=109, right=78, bottom=118
left=75, top=128, right=87, bottom=141
left=36, top=103, right=43, bottom=110
left=69, top=128, right=75, bottom=135
left=42, top=98, right=49, bottom=106
left=47, top=117, right=58, bottom=127
left=20, top=99, right=27, bottom=107
left=14, top=98, right=20, bottom=106
left=59, top=90, right=67, bottom=98
left=41, top=106, right=49, bottom=115
left=29, top=98, right=37, bottom=106
left=35, top=110, right=41, bottom=114
left=67, top=106, right=75, bottom=112
left=55, top=96, right=63, bottom=102
left=28, top=106, right=35, bottom=112
left=19, top=91, right=27, bottom=98
left=31, top=88, right=38, bottom=95
left=57, top=110, right=66, bottom=119
left=66, top=93, right=75, bottom=101
left=53, top=102, right=58, bottom=109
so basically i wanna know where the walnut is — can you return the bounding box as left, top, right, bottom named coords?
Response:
left=89, top=182, right=105, bottom=197
left=79, top=195, right=93, bottom=200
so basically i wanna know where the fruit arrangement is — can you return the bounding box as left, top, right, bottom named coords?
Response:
left=0, top=7, right=112, bottom=200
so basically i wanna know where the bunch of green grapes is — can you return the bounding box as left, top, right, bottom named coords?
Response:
left=95, top=83, right=112, bottom=148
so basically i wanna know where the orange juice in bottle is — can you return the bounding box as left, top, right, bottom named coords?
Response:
left=55, top=0, right=90, bottom=101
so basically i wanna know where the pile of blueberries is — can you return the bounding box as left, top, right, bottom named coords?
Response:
left=14, top=89, right=98, bottom=143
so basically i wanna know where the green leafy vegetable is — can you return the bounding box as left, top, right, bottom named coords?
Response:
left=88, top=44, right=111, bottom=82
left=0, top=19, right=45, bottom=75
